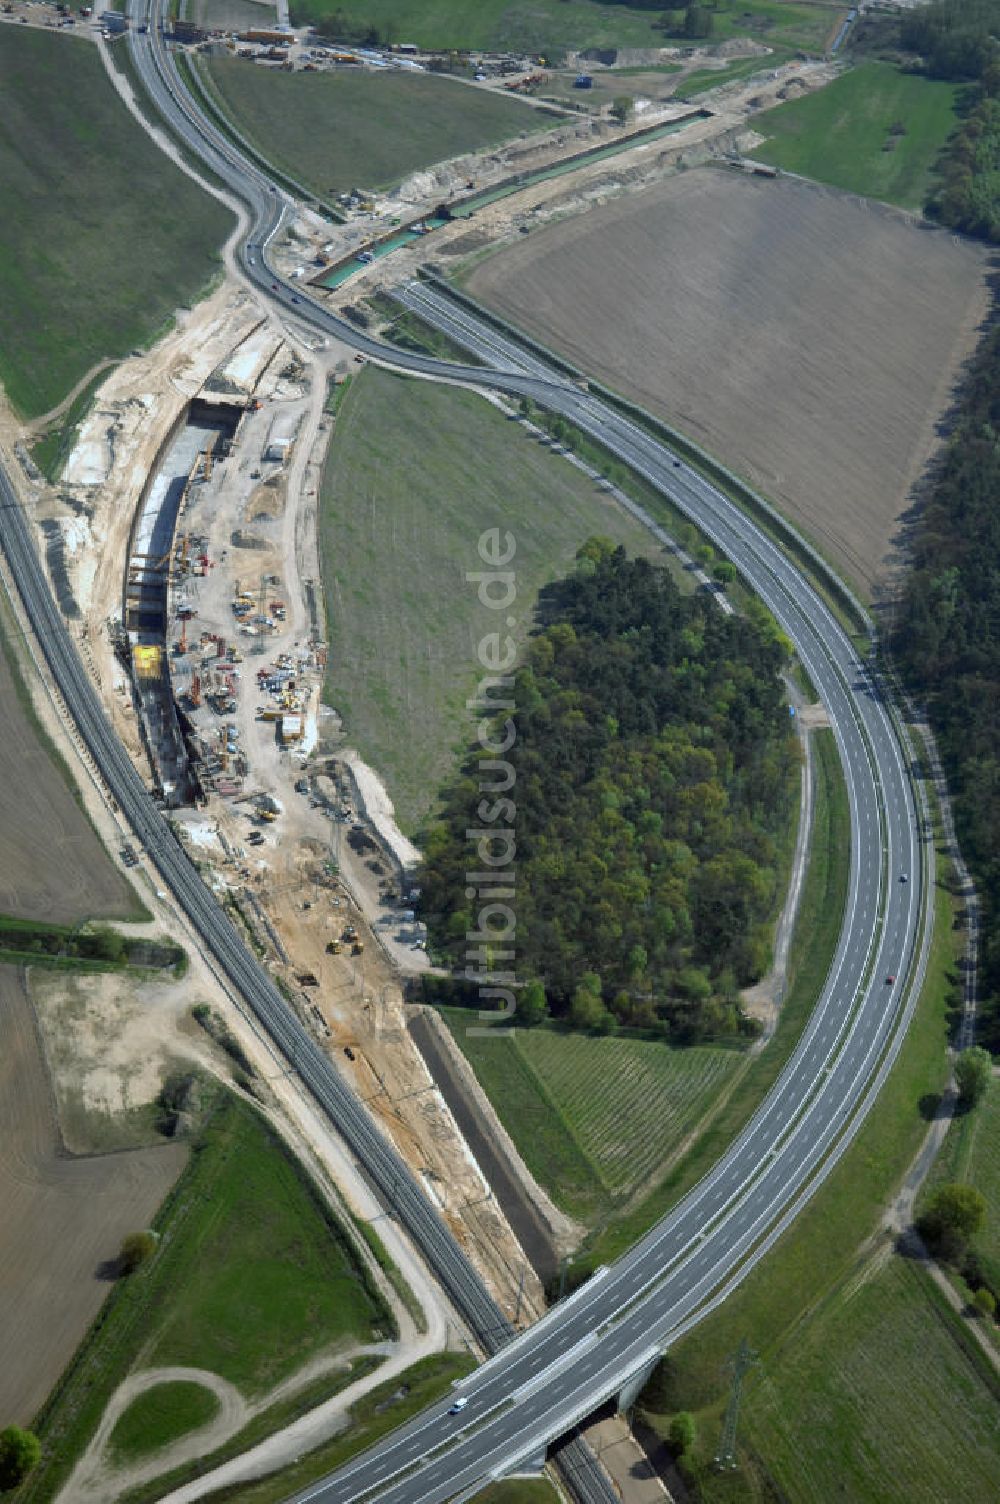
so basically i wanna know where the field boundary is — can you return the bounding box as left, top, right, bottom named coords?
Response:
left=416, top=266, right=872, bottom=640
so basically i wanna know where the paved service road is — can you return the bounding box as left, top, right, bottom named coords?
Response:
left=0, top=8, right=929, bottom=1501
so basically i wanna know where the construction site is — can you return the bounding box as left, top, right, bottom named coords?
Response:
left=43, top=287, right=557, bottom=1328
left=123, top=392, right=322, bottom=810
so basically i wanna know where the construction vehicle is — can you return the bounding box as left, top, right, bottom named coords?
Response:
left=342, top=924, right=359, bottom=942
left=326, top=939, right=342, bottom=955
left=258, top=808, right=278, bottom=823
left=351, top=941, right=365, bottom=956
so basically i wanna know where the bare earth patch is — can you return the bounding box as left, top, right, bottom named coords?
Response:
left=465, top=169, right=990, bottom=598
left=29, top=968, right=205, bottom=1153
left=0, top=966, right=187, bottom=1424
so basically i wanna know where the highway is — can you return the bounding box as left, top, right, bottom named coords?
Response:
left=0, top=7, right=928, bottom=1501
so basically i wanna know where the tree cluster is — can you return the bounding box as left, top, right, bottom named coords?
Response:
left=898, top=0, right=1000, bottom=238
left=901, top=0, right=1000, bottom=82
left=657, top=7, right=715, bottom=41
left=0, top=924, right=127, bottom=964
left=419, top=544, right=797, bottom=1040
left=894, top=322, right=1000, bottom=1050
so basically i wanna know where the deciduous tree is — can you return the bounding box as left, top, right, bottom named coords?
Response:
left=119, top=1230, right=157, bottom=1275
left=918, top=1183, right=986, bottom=1261
left=669, top=1411, right=696, bottom=1455
left=0, top=1426, right=41, bottom=1490
left=955, top=1045, right=992, bottom=1106
left=518, top=979, right=548, bottom=1027
left=973, top=1285, right=996, bottom=1319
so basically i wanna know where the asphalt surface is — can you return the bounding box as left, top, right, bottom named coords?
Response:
left=0, top=8, right=928, bottom=1501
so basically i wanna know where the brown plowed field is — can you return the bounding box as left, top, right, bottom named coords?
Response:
left=465, top=170, right=990, bottom=598
left=0, top=636, right=135, bottom=923
left=0, top=967, right=186, bottom=1424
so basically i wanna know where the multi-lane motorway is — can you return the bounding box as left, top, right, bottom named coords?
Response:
left=0, top=7, right=930, bottom=1502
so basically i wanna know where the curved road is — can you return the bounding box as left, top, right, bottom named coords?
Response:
left=0, top=9, right=927, bottom=1502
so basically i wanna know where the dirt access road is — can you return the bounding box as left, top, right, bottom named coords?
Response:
left=0, top=966, right=187, bottom=1424
left=465, top=167, right=991, bottom=600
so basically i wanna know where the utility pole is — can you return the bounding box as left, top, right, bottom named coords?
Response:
left=557, top=1254, right=574, bottom=1302
left=513, top=1263, right=526, bottom=1325
left=714, top=1337, right=757, bottom=1470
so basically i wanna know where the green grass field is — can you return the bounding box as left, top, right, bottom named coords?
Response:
left=289, top=0, right=841, bottom=57
left=742, top=1258, right=1000, bottom=1503
left=141, top=1098, right=391, bottom=1391
left=0, top=30, right=233, bottom=418
left=749, top=60, right=963, bottom=209
left=22, top=1088, right=392, bottom=1501
left=319, top=367, right=669, bottom=835
left=200, top=56, right=554, bottom=201
left=107, top=1382, right=220, bottom=1464
left=441, top=1014, right=743, bottom=1224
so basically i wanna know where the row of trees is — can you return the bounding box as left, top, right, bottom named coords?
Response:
left=894, top=321, right=1000, bottom=1050
left=419, top=543, right=797, bottom=1040
left=897, top=0, right=1000, bottom=238
left=918, top=1049, right=994, bottom=1316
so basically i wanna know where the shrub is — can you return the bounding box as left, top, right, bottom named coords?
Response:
left=0, top=1427, right=41, bottom=1490
left=973, top=1286, right=996, bottom=1319
left=119, top=1231, right=157, bottom=1275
